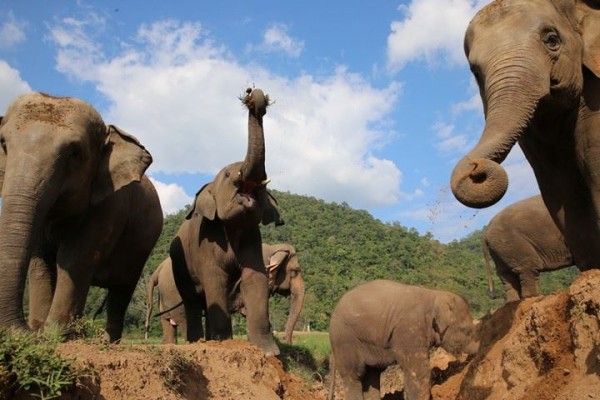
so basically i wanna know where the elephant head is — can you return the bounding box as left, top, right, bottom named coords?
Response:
left=264, top=243, right=305, bottom=344
left=450, top=0, right=600, bottom=208
left=0, top=92, right=152, bottom=330
left=186, top=88, right=283, bottom=227
left=432, top=292, right=479, bottom=357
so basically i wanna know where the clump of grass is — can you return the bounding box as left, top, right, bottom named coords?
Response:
left=160, top=349, right=195, bottom=394
left=68, top=317, right=105, bottom=342
left=277, top=332, right=331, bottom=386
left=0, top=327, right=87, bottom=399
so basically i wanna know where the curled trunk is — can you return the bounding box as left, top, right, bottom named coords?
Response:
left=451, top=71, right=542, bottom=208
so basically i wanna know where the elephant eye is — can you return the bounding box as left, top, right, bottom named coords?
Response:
left=0, top=137, right=6, bottom=153
left=542, top=30, right=561, bottom=51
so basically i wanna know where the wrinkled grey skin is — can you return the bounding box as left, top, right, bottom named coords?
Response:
left=144, top=258, right=187, bottom=344
left=450, top=0, right=600, bottom=270
left=169, top=88, right=283, bottom=356
left=483, top=195, right=574, bottom=302
left=145, top=242, right=305, bottom=344
left=328, top=280, right=478, bottom=400
left=0, top=92, right=163, bottom=342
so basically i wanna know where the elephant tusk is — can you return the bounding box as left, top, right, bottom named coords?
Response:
left=261, top=179, right=271, bottom=186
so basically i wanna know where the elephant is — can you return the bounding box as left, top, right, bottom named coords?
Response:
left=230, top=243, right=305, bottom=344
left=144, top=257, right=187, bottom=344
left=145, top=243, right=305, bottom=344
left=169, top=88, right=283, bottom=356
left=483, top=195, right=575, bottom=302
left=450, top=0, right=600, bottom=270
left=0, top=92, right=163, bottom=342
left=328, top=280, right=479, bottom=400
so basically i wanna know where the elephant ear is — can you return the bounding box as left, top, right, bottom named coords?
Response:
left=0, top=116, right=4, bottom=196
left=578, top=1, right=600, bottom=77
left=432, top=295, right=454, bottom=347
left=91, top=125, right=153, bottom=205
left=186, top=183, right=216, bottom=220
left=262, top=190, right=285, bottom=226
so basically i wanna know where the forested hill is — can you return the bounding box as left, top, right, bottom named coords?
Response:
left=96, top=190, right=578, bottom=334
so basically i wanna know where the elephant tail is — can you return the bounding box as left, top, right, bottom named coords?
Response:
left=327, top=353, right=336, bottom=400
left=482, top=233, right=496, bottom=297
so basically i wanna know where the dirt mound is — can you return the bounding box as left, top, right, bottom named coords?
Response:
left=433, top=269, right=600, bottom=400
left=51, top=339, right=324, bottom=400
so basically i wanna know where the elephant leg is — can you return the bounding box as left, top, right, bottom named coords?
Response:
left=362, top=367, right=382, bottom=400
left=341, top=376, right=364, bottom=400
left=240, top=265, right=279, bottom=355
left=47, top=213, right=122, bottom=332
left=519, top=270, right=542, bottom=299
left=27, top=255, right=56, bottom=330
left=104, top=284, right=136, bottom=343
left=160, top=317, right=177, bottom=344
left=496, top=262, right=521, bottom=302
left=401, top=351, right=432, bottom=400
left=204, top=267, right=232, bottom=341
left=184, top=301, right=205, bottom=342
left=46, top=257, right=94, bottom=331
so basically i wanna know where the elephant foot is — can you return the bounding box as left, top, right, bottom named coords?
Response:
left=256, top=339, right=280, bottom=357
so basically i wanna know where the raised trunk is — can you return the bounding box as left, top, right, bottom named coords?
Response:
left=451, top=69, right=544, bottom=208
left=241, top=88, right=268, bottom=183
left=283, top=276, right=305, bottom=344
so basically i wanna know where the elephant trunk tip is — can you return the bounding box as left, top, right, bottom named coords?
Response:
left=241, top=87, right=270, bottom=118
left=450, top=157, right=509, bottom=209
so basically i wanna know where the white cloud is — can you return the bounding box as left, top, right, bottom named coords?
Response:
left=149, top=178, right=194, bottom=215
left=0, top=12, right=26, bottom=50
left=250, top=24, right=304, bottom=58
left=48, top=18, right=403, bottom=209
left=0, top=60, right=31, bottom=112
left=386, top=0, right=491, bottom=72
left=433, top=122, right=470, bottom=154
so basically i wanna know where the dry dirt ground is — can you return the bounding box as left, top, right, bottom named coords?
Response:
left=15, top=270, right=600, bottom=399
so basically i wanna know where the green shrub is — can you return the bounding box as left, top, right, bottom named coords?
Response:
left=0, top=328, right=85, bottom=399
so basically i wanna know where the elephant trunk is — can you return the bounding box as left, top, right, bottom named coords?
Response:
left=0, top=169, right=54, bottom=330
left=241, top=88, right=268, bottom=184
left=145, top=266, right=161, bottom=340
left=450, top=64, right=544, bottom=208
left=283, top=275, right=305, bottom=344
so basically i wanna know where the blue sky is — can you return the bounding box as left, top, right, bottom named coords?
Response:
left=0, top=0, right=539, bottom=243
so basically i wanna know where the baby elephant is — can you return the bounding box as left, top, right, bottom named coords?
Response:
left=329, top=280, right=478, bottom=400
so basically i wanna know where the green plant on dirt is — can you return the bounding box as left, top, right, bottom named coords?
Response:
left=0, top=327, right=88, bottom=400
left=68, top=317, right=105, bottom=342
left=277, top=333, right=330, bottom=386
left=159, top=349, right=196, bottom=394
